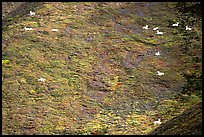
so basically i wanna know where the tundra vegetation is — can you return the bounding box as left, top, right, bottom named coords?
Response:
left=2, top=2, right=202, bottom=135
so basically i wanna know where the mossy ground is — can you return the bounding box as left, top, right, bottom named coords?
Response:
left=2, top=2, right=202, bottom=135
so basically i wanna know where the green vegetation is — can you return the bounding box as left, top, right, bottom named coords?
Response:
left=2, top=60, right=10, bottom=64
left=2, top=2, right=202, bottom=135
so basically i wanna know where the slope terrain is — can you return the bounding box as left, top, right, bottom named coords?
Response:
left=149, top=101, right=202, bottom=135
left=2, top=2, right=202, bottom=135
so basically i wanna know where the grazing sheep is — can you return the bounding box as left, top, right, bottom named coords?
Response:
left=155, top=51, right=161, bottom=56
left=153, top=118, right=162, bottom=125
left=29, top=11, right=35, bottom=16
left=186, top=26, right=192, bottom=30
left=51, top=29, right=59, bottom=32
left=156, top=71, right=164, bottom=76
left=153, top=27, right=159, bottom=30
left=38, top=78, right=46, bottom=82
left=143, top=25, right=149, bottom=30
left=156, top=30, right=163, bottom=35
left=24, top=27, right=33, bottom=31
left=172, top=22, right=179, bottom=26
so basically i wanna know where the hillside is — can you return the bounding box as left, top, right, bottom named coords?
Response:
left=149, top=101, right=202, bottom=135
left=2, top=2, right=202, bottom=135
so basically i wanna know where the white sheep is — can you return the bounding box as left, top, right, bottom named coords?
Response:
left=24, top=27, right=33, bottom=31
left=51, top=29, right=59, bottom=32
left=38, top=78, right=46, bottom=82
left=156, top=71, right=164, bottom=76
left=153, top=118, right=162, bottom=125
left=156, top=30, right=163, bottom=35
left=29, top=11, right=35, bottom=16
left=155, top=51, right=161, bottom=56
left=153, top=27, right=159, bottom=30
left=142, top=25, right=149, bottom=30
left=186, top=26, right=192, bottom=30
left=172, top=22, right=179, bottom=26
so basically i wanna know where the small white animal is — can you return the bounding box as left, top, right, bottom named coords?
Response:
left=155, top=51, right=161, bottom=56
left=142, top=25, right=149, bottom=30
left=156, top=30, right=163, bottom=35
left=186, top=26, right=192, bottom=30
left=156, top=71, right=164, bottom=76
left=29, top=11, right=35, bottom=16
left=51, top=29, right=59, bottom=32
left=24, top=27, right=33, bottom=31
left=172, top=22, right=179, bottom=26
left=153, top=27, right=159, bottom=30
left=38, top=78, right=46, bottom=82
left=153, top=118, right=162, bottom=125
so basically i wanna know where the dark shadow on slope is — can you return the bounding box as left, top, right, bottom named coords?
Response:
left=149, top=101, right=202, bottom=135
left=176, top=2, right=202, bottom=18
